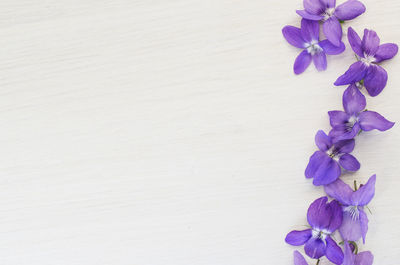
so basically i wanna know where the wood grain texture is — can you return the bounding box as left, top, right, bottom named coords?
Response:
left=0, top=0, right=399, bottom=264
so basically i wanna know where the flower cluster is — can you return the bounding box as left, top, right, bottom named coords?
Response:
left=282, top=0, right=398, bottom=264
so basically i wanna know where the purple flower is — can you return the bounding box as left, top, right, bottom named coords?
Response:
left=296, top=0, right=366, bottom=46
left=285, top=197, right=344, bottom=264
left=293, top=251, right=309, bottom=265
left=325, top=175, right=376, bottom=243
left=329, top=84, right=395, bottom=142
left=305, top=130, right=360, bottom=186
left=335, top=27, right=399, bottom=96
left=342, top=241, right=373, bottom=265
left=282, top=19, right=345, bottom=74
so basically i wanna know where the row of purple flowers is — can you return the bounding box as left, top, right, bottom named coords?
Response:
left=281, top=0, right=398, bottom=264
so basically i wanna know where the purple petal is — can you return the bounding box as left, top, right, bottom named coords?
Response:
left=355, top=251, right=374, bottom=265
left=328, top=110, right=349, bottom=127
left=359, top=111, right=395, bottom=131
left=362, top=29, right=380, bottom=56
left=320, top=40, right=345, bottom=55
left=359, top=209, right=369, bottom=243
left=325, top=236, right=344, bottom=265
left=313, top=156, right=341, bottom=186
left=347, top=27, right=364, bottom=57
left=351, top=174, right=376, bottom=206
left=327, top=200, right=343, bottom=232
left=334, top=61, right=367, bottom=86
left=313, top=52, right=327, bottom=71
left=283, top=26, right=307, bottom=48
left=343, top=84, right=366, bottom=115
left=320, top=0, right=336, bottom=8
left=315, top=130, right=333, bottom=151
left=294, top=50, right=313, bottom=74
left=301, top=19, right=320, bottom=43
left=296, top=10, right=324, bottom=20
left=286, top=229, right=313, bottom=246
left=324, top=178, right=353, bottom=205
left=329, top=123, right=360, bottom=142
left=305, top=151, right=327, bottom=179
left=339, top=154, right=360, bottom=171
left=304, top=238, right=326, bottom=259
left=343, top=241, right=356, bottom=265
left=294, top=251, right=309, bottom=265
left=334, top=139, right=355, bottom=154
left=307, top=197, right=331, bottom=229
left=339, top=210, right=363, bottom=242
left=303, top=0, right=325, bottom=14
left=364, top=65, right=388, bottom=97
left=334, top=0, right=366, bottom=21
left=375, top=43, right=399, bottom=63
left=323, top=17, right=342, bottom=47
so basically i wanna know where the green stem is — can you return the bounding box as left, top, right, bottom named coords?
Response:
left=354, top=180, right=358, bottom=191
left=350, top=241, right=359, bottom=254
left=316, top=259, right=320, bottom=265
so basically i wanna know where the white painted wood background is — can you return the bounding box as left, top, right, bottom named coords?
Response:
left=0, top=0, right=399, bottom=264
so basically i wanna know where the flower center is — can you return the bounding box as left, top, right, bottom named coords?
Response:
left=344, top=205, right=360, bottom=220
left=360, top=54, right=376, bottom=66
left=323, top=8, right=335, bottom=20
left=355, top=81, right=363, bottom=89
left=312, top=228, right=329, bottom=240
left=344, top=115, right=358, bottom=132
left=327, top=146, right=340, bottom=159
left=348, top=115, right=358, bottom=126
left=306, top=41, right=323, bottom=55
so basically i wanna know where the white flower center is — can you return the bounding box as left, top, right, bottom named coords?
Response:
left=360, top=54, right=376, bottom=66
left=312, top=228, right=330, bottom=240
left=323, top=8, right=335, bottom=20
left=355, top=81, right=363, bottom=89
left=306, top=41, right=323, bottom=55
left=347, top=115, right=358, bottom=126
left=344, top=205, right=360, bottom=220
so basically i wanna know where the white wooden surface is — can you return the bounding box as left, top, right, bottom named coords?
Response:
left=0, top=0, right=399, bottom=264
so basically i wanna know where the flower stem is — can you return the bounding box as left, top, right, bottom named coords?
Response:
left=366, top=205, right=372, bottom=214
left=354, top=180, right=358, bottom=191
left=316, top=259, right=320, bottom=265
left=350, top=241, right=359, bottom=254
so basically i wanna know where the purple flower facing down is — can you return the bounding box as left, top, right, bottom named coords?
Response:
left=325, top=175, right=376, bottom=243
left=305, top=130, right=360, bottom=186
left=285, top=197, right=344, bottom=264
left=342, top=241, right=373, bottom=265
left=329, top=84, right=395, bottom=142
left=296, top=0, right=366, bottom=46
left=282, top=19, right=345, bottom=74
left=335, top=27, right=399, bottom=96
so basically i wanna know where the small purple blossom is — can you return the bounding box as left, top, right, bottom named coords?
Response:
left=342, top=241, right=374, bottom=265
left=285, top=197, right=344, bottom=264
left=325, top=175, right=376, bottom=243
left=328, top=84, right=395, bottom=142
left=282, top=19, right=345, bottom=74
left=305, top=130, right=360, bottom=186
left=335, top=27, right=399, bottom=96
left=296, top=0, right=366, bottom=46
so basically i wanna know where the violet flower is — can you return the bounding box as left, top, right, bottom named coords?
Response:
left=328, top=84, right=395, bottom=142
left=282, top=19, right=345, bottom=74
left=296, top=0, right=366, bottom=46
left=293, top=251, right=309, bottom=265
left=335, top=27, right=399, bottom=96
left=305, top=130, right=360, bottom=186
left=342, top=241, right=373, bottom=265
left=325, top=175, right=376, bottom=243
left=286, top=197, right=343, bottom=264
